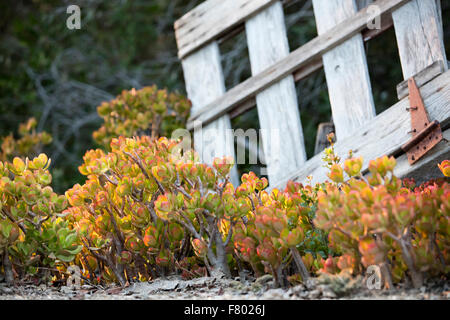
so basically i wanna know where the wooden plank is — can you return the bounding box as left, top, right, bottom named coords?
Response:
left=393, top=127, right=450, bottom=184
left=245, top=1, right=307, bottom=186
left=229, top=18, right=394, bottom=121
left=181, top=42, right=240, bottom=186
left=396, top=60, right=446, bottom=100
left=187, top=0, right=411, bottom=130
left=229, top=23, right=393, bottom=120
left=175, top=0, right=278, bottom=59
left=214, top=0, right=311, bottom=46
left=293, top=58, right=323, bottom=82
left=392, top=0, right=448, bottom=80
left=229, top=98, right=257, bottom=119
left=229, top=58, right=323, bottom=120
left=313, top=0, right=375, bottom=140
left=272, top=69, right=450, bottom=189
left=218, top=1, right=392, bottom=57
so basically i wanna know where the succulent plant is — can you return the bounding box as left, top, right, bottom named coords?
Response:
left=93, top=86, right=191, bottom=150
left=314, top=140, right=449, bottom=289
left=0, top=154, right=78, bottom=284
left=1, top=118, right=52, bottom=162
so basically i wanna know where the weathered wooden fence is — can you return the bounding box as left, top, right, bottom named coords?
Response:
left=175, top=0, right=449, bottom=188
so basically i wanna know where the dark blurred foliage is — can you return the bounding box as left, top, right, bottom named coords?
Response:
left=0, top=0, right=449, bottom=191
left=0, top=0, right=202, bottom=192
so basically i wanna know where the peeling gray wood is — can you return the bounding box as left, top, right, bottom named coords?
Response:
left=230, top=23, right=394, bottom=120
left=181, top=42, right=240, bottom=186
left=392, top=0, right=448, bottom=80
left=313, top=0, right=375, bottom=140
left=272, top=70, right=450, bottom=189
left=245, top=2, right=307, bottom=186
left=396, top=60, right=446, bottom=100
left=187, top=0, right=411, bottom=130
left=175, top=0, right=278, bottom=59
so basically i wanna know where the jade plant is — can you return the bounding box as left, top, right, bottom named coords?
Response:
left=233, top=173, right=330, bottom=287
left=64, top=128, right=448, bottom=289
left=65, top=136, right=206, bottom=285
left=1, top=118, right=52, bottom=162
left=92, top=86, right=191, bottom=150
left=65, top=135, right=325, bottom=286
left=2, top=114, right=447, bottom=290
left=153, top=155, right=249, bottom=278
left=0, top=154, right=79, bottom=284
left=65, top=134, right=255, bottom=283
left=314, top=141, right=449, bottom=289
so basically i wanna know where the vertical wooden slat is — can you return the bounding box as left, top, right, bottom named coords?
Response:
left=312, top=0, right=376, bottom=140
left=245, top=1, right=307, bottom=186
left=392, top=0, right=447, bottom=80
left=181, top=42, right=240, bottom=186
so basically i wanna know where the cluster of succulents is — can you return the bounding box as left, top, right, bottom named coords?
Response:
left=0, top=154, right=80, bottom=284
left=1, top=136, right=448, bottom=287
left=314, top=148, right=449, bottom=289
left=62, top=135, right=325, bottom=286
left=64, top=136, right=202, bottom=285
left=1, top=89, right=448, bottom=290
left=61, top=132, right=449, bottom=289
left=92, top=86, right=191, bottom=150
left=0, top=118, right=52, bottom=162
left=232, top=173, right=330, bottom=287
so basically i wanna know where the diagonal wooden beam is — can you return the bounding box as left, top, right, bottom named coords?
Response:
left=272, top=69, right=450, bottom=190
left=175, top=0, right=279, bottom=59
left=187, top=0, right=412, bottom=130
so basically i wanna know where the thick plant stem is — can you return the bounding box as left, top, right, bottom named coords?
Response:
left=399, top=239, right=422, bottom=288
left=380, top=261, right=394, bottom=290
left=275, top=265, right=285, bottom=288
left=212, top=229, right=231, bottom=278
left=104, top=256, right=127, bottom=287
left=431, top=234, right=446, bottom=269
left=116, top=264, right=127, bottom=286
left=80, top=252, right=96, bottom=282
left=203, top=217, right=231, bottom=278
left=290, top=247, right=310, bottom=282
left=269, top=264, right=282, bottom=288
left=2, top=252, right=14, bottom=284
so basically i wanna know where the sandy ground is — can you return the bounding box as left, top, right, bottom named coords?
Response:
left=0, top=274, right=449, bottom=300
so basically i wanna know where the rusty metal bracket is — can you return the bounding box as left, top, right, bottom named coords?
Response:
left=401, top=78, right=443, bottom=165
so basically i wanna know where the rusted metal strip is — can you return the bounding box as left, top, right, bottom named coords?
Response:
left=401, top=78, right=443, bottom=164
